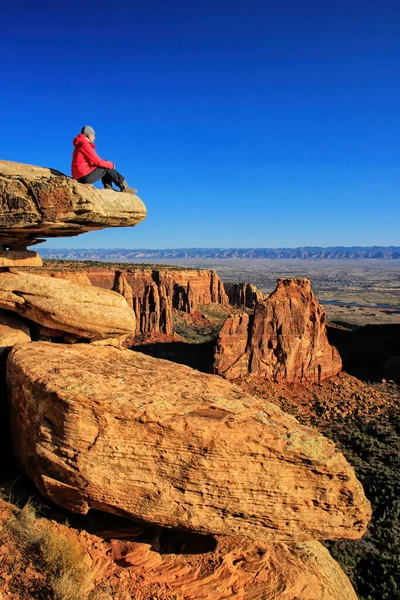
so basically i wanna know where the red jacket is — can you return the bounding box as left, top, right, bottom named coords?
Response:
left=71, top=133, right=114, bottom=179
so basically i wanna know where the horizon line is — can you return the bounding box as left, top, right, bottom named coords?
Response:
left=40, top=245, right=400, bottom=251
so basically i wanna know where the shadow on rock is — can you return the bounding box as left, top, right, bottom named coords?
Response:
left=132, top=340, right=215, bottom=373
left=327, top=323, right=400, bottom=383
left=54, top=508, right=218, bottom=558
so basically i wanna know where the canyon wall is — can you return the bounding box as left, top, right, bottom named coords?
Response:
left=224, top=281, right=264, bottom=309
left=44, top=266, right=230, bottom=337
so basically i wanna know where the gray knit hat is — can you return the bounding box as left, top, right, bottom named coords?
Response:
left=81, top=125, right=95, bottom=137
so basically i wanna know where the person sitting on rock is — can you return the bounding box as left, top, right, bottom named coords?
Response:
left=71, top=125, right=136, bottom=194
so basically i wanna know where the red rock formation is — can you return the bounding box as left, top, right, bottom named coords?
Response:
left=113, top=270, right=173, bottom=337
left=214, top=278, right=342, bottom=383
left=0, top=497, right=359, bottom=600
left=50, top=271, right=92, bottom=285
left=0, top=311, right=30, bottom=356
left=0, top=160, right=146, bottom=249
left=224, top=281, right=264, bottom=309
left=7, top=342, right=370, bottom=545
left=156, top=269, right=229, bottom=313
left=36, top=266, right=229, bottom=337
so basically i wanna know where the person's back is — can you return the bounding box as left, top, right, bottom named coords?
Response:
left=71, top=126, right=136, bottom=194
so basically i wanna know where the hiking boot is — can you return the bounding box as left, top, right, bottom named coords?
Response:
left=119, top=179, right=137, bottom=194
left=103, top=183, right=113, bottom=190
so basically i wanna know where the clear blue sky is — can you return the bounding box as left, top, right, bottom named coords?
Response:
left=1, top=0, right=399, bottom=249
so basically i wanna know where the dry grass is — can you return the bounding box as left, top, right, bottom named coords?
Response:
left=6, top=502, right=96, bottom=600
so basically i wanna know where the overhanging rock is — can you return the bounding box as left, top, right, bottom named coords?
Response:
left=0, top=160, right=147, bottom=253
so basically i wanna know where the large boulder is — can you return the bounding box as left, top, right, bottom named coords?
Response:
left=214, top=278, right=342, bottom=383
left=7, top=342, right=371, bottom=544
left=0, top=311, right=30, bottom=356
left=0, top=160, right=146, bottom=248
left=0, top=270, right=135, bottom=341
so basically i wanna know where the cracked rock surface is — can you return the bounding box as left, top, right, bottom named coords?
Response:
left=7, top=341, right=371, bottom=544
left=0, top=160, right=146, bottom=247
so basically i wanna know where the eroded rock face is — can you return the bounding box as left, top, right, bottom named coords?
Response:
left=224, top=281, right=264, bottom=309
left=164, top=269, right=229, bottom=313
left=0, top=250, right=42, bottom=267
left=0, top=497, right=358, bottom=600
left=113, top=270, right=173, bottom=337
left=105, top=538, right=359, bottom=600
left=0, top=311, right=30, bottom=356
left=214, top=278, right=342, bottom=383
left=34, top=266, right=229, bottom=337
left=7, top=342, right=370, bottom=544
left=0, top=270, right=135, bottom=342
left=0, top=160, right=146, bottom=248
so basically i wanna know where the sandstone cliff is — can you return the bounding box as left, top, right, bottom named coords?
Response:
left=37, top=265, right=230, bottom=337
left=214, top=278, right=342, bottom=383
left=0, top=161, right=372, bottom=599
left=224, top=281, right=264, bottom=309
left=113, top=270, right=173, bottom=337
left=7, top=342, right=370, bottom=545
left=0, top=160, right=146, bottom=249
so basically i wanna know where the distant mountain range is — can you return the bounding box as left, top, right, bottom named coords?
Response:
left=40, top=246, right=400, bottom=260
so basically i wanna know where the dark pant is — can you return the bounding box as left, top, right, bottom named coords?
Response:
left=78, top=167, right=125, bottom=188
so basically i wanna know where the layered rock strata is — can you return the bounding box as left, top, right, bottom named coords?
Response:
left=113, top=270, right=173, bottom=337
left=0, top=497, right=358, bottom=600
left=214, top=278, right=342, bottom=383
left=0, top=311, right=30, bottom=356
left=224, top=281, right=264, bottom=309
left=8, top=342, right=371, bottom=545
left=0, top=270, right=135, bottom=342
left=106, top=538, right=359, bottom=600
left=0, top=160, right=146, bottom=258
left=40, top=266, right=229, bottom=337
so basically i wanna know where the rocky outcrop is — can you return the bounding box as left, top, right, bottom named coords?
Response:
left=224, top=281, right=264, bottom=309
left=113, top=270, right=173, bottom=337
left=214, top=278, right=342, bottom=383
left=0, top=270, right=135, bottom=342
left=126, top=268, right=228, bottom=315
left=0, top=496, right=358, bottom=600
left=105, top=538, right=359, bottom=600
left=49, top=271, right=92, bottom=285
left=8, top=342, right=371, bottom=545
left=0, top=160, right=146, bottom=251
left=0, top=250, right=42, bottom=267
left=0, top=311, right=30, bottom=356
left=34, top=266, right=230, bottom=337
left=74, top=267, right=228, bottom=312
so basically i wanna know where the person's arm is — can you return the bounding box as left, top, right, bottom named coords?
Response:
left=80, top=141, right=114, bottom=169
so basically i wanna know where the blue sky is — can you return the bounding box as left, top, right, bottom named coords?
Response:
left=1, top=0, right=399, bottom=249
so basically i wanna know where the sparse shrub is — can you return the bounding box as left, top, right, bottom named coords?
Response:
left=6, top=502, right=96, bottom=600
